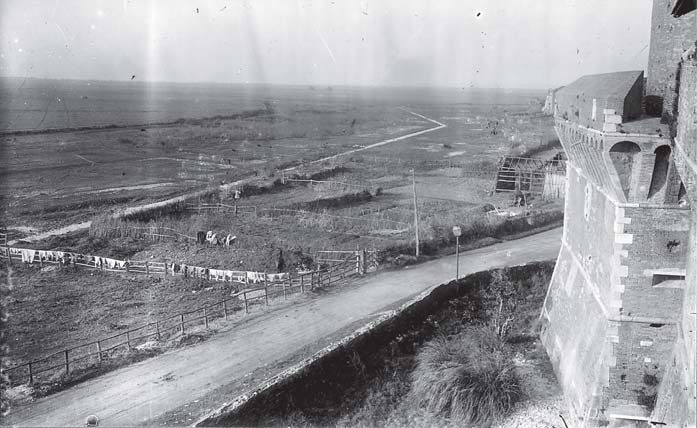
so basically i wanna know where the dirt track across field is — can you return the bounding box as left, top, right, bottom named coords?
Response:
left=3, top=228, right=561, bottom=427
left=7, top=109, right=442, bottom=247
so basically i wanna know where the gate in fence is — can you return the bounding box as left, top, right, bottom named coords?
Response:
left=0, top=232, right=6, bottom=247
left=316, top=248, right=379, bottom=275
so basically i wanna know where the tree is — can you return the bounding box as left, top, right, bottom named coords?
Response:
left=487, top=270, right=518, bottom=338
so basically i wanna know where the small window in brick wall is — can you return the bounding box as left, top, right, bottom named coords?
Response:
left=652, top=273, right=685, bottom=287
left=584, top=183, right=593, bottom=221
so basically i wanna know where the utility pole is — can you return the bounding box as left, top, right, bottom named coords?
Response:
left=412, top=169, right=420, bottom=257
left=453, top=226, right=461, bottom=281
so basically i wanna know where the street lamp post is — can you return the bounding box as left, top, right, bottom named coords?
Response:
left=452, top=226, right=461, bottom=281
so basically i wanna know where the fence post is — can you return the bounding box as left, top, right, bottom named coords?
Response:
left=28, top=362, right=34, bottom=384
left=126, top=331, right=131, bottom=350
left=163, top=260, right=167, bottom=276
left=223, top=300, right=228, bottom=320
left=64, top=350, right=70, bottom=375
left=204, top=307, right=209, bottom=329
left=97, top=340, right=102, bottom=362
left=300, top=274, right=304, bottom=293
left=180, top=314, right=185, bottom=334
left=145, top=262, right=150, bottom=275
left=243, top=291, right=249, bottom=314
left=6, top=247, right=10, bottom=265
left=361, top=249, right=366, bottom=275
left=156, top=321, right=161, bottom=340
left=126, top=260, right=129, bottom=272
left=264, top=273, right=269, bottom=306
left=283, top=277, right=287, bottom=300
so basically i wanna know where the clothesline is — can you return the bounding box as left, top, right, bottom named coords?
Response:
left=3, top=246, right=296, bottom=285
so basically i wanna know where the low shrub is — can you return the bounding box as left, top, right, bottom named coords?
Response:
left=410, top=327, right=521, bottom=426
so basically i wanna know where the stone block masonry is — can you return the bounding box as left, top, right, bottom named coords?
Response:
left=646, top=0, right=697, bottom=116
left=543, top=1, right=697, bottom=426
left=541, top=131, right=690, bottom=424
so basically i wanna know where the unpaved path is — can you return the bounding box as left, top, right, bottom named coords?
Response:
left=7, top=222, right=93, bottom=246
left=8, top=109, right=444, bottom=246
left=3, top=228, right=561, bottom=427
left=283, top=109, right=446, bottom=171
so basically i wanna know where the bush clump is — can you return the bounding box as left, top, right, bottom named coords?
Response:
left=410, top=327, right=521, bottom=426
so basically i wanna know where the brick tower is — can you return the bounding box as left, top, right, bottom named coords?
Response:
left=540, top=1, right=697, bottom=426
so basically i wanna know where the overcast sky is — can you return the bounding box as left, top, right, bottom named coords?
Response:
left=0, top=0, right=653, bottom=89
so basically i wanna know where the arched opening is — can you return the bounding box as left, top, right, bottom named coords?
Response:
left=648, top=146, right=671, bottom=199
left=609, top=141, right=641, bottom=198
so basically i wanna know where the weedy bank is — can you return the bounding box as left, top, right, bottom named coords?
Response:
left=216, top=261, right=563, bottom=428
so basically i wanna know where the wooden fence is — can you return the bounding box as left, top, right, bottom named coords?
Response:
left=185, top=203, right=258, bottom=216
left=284, top=178, right=372, bottom=191
left=3, top=258, right=358, bottom=385
left=316, top=248, right=379, bottom=274
left=0, top=232, right=6, bottom=247
left=1, top=247, right=173, bottom=277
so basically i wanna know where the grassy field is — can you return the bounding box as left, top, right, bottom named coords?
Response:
left=2, top=84, right=564, bottom=398
left=1, top=101, right=420, bottom=232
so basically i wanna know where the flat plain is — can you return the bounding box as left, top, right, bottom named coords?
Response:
left=1, top=79, right=563, bottom=411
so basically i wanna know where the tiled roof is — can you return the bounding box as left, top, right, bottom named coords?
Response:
left=556, top=71, right=643, bottom=100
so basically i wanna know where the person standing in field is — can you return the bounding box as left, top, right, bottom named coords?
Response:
left=276, top=248, right=285, bottom=273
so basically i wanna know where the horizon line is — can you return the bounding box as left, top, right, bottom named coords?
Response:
left=0, top=75, right=552, bottom=92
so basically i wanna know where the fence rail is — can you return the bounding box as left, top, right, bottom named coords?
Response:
left=2, top=246, right=364, bottom=385
left=184, top=203, right=258, bottom=216
left=284, top=178, right=372, bottom=191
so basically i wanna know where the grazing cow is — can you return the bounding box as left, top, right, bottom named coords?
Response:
left=196, top=231, right=206, bottom=244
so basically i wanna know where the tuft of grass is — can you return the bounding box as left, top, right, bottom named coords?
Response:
left=410, top=327, right=521, bottom=426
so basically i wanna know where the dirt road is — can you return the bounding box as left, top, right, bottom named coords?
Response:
left=3, top=228, right=561, bottom=427
left=283, top=109, right=446, bottom=171
left=7, top=222, right=93, bottom=246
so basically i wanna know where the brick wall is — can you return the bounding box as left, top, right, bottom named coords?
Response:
left=542, top=165, right=620, bottom=423
left=652, top=339, right=694, bottom=426
left=646, top=0, right=697, bottom=115
left=676, top=62, right=697, bottom=165
left=672, top=61, right=697, bottom=420
left=562, top=166, right=618, bottom=304
left=543, top=156, right=691, bottom=422
left=541, top=243, right=611, bottom=424
left=606, top=322, right=679, bottom=413
left=621, top=206, right=688, bottom=320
